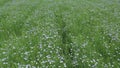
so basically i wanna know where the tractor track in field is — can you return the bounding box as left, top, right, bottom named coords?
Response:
left=54, top=12, right=76, bottom=67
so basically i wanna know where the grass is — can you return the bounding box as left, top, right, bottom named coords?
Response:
left=0, top=0, right=120, bottom=68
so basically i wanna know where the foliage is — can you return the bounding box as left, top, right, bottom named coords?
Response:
left=0, top=0, right=120, bottom=68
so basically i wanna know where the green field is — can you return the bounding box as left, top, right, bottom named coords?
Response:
left=0, top=0, right=120, bottom=68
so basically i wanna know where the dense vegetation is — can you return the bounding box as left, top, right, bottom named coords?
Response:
left=0, top=0, right=120, bottom=68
